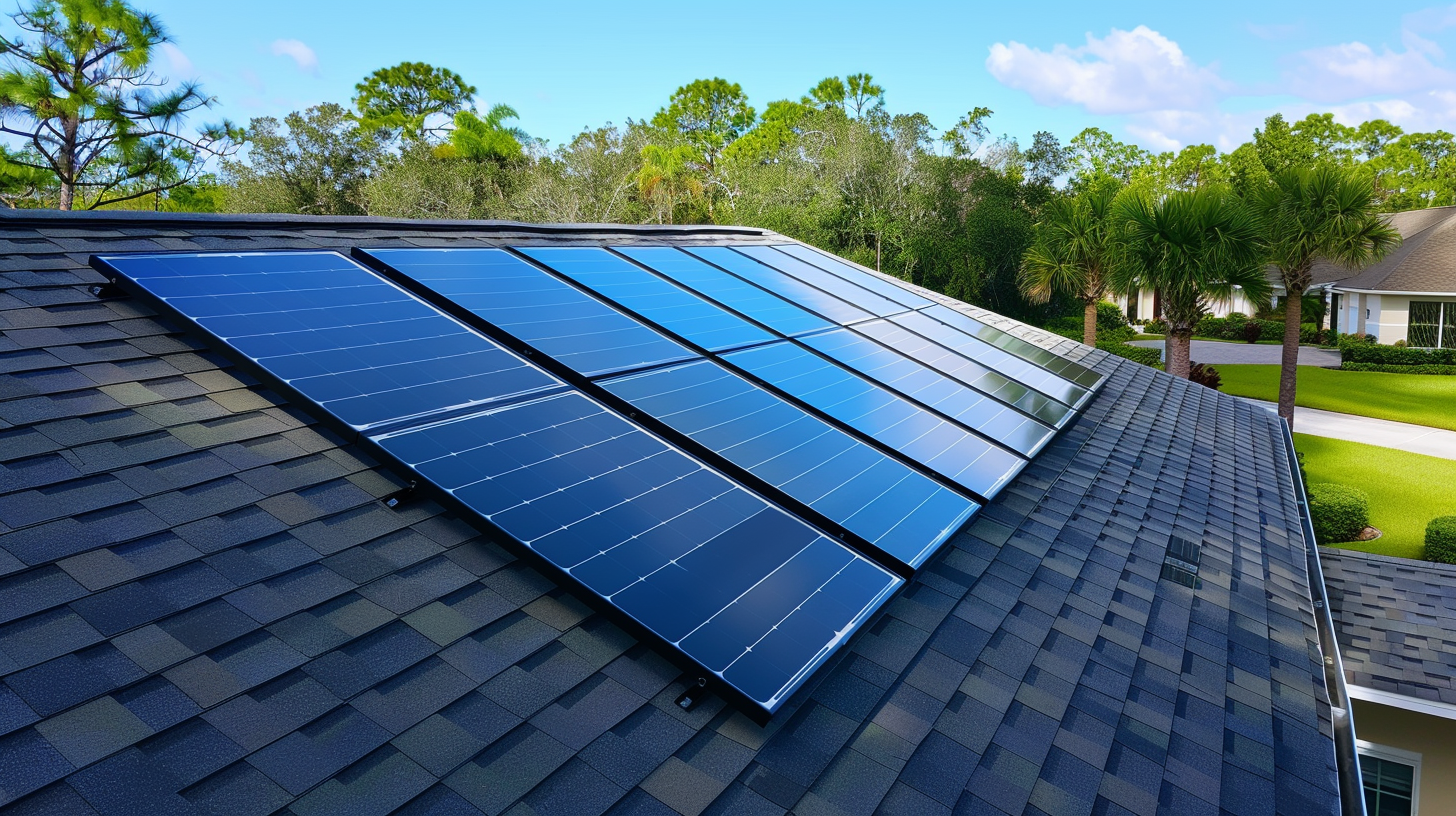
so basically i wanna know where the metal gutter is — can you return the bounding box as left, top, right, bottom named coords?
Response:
left=1280, top=419, right=1367, bottom=816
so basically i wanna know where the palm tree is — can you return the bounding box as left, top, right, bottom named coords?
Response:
left=1113, top=187, right=1270, bottom=378
left=1251, top=167, right=1399, bottom=426
left=636, top=144, right=703, bottom=225
left=445, top=105, right=529, bottom=163
left=1020, top=183, right=1122, bottom=346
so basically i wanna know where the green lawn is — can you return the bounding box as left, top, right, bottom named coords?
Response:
left=1296, top=434, right=1456, bottom=559
left=1218, top=365, right=1456, bottom=431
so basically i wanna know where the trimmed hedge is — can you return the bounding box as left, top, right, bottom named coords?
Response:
left=1308, top=483, right=1370, bottom=544
left=1341, top=362, right=1456, bottom=375
left=1096, top=341, right=1161, bottom=367
left=1194, top=315, right=1283, bottom=342
left=1425, top=516, right=1456, bottom=564
left=1342, top=343, right=1456, bottom=366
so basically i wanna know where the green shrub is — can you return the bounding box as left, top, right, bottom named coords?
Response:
left=1299, top=323, right=1329, bottom=345
left=1196, top=316, right=1227, bottom=338
left=1425, top=517, right=1456, bottom=564
left=1340, top=362, right=1456, bottom=375
left=1096, top=301, right=1129, bottom=334
left=1146, top=319, right=1168, bottom=334
left=1308, top=483, right=1370, bottom=543
left=1096, top=340, right=1161, bottom=367
left=1342, top=343, right=1456, bottom=366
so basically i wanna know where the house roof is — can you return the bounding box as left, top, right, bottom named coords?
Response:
left=1323, top=548, right=1456, bottom=706
left=0, top=210, right=1342, bottom=816
left=1316, top=205, right=1456, bottom=293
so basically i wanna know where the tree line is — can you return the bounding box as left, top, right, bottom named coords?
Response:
left=0, top=0, right=1418, bottom=422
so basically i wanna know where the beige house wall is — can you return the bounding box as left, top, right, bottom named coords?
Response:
left=1353, top=698, right=1456, bottom=815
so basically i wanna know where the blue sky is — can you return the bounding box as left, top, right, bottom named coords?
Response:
left=125, top=0, right=1456, bottom=154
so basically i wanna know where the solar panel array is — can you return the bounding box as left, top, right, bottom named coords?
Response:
left=94, top=241, right=1102, bottom=716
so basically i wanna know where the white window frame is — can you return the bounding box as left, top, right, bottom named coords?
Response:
left=1357, top=739, right=1422, bottom=816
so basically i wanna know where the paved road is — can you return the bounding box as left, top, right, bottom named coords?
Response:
left=1126, top=338, right=1342, bottom=367
left=1247, top=400, right=1456, bottom=461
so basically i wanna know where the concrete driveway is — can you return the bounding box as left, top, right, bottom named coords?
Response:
left=1125, top=339, right=1342, bottom=367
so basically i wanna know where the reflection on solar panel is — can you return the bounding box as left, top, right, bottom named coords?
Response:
left=91, top=251, right=560, bottom=432
left=614, top=246, right=834, bottom=338
left=95, top=236, right=1104, bottom=719
left=360, top=247, right=694, bottom=378
left=516, top=247, right=774, bottom=352
left=723, top=342, right=1023, bottom=498
left=599, top=360, right=978, bottom=568
left=799, top=328, right=1056, bottom=454
left=373, top=391, right=901, bottom=710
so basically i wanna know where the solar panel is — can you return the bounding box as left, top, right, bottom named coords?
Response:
left=850, top=319, right=1073, bottom=427
left=614, top=246, right=834, bottom=338
left=683, top=246, right=877, bottom=325
left=918, top=304, right=1103, bottom=389
left=357, top=247, right=695, bottom=378
left=890, top=310, right=1091, bottom=407
left=732, top=245, right=908, bottom=318
left=799, top=328, right=1056, bottom=455
left=373, top=391, right=901, bottom=711
left=92, top=251, right=561, bottom=433
left=516, top=247, right=774, bottom=353
left=599, top=359, right=978, bottom=569
left=722, top=341, right=1023, bottom=498
left=770, top=243, right=937, bottom=311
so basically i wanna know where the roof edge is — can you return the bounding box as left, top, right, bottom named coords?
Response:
left=1348, top=684, right=1456, bottom=721
left=0, top=208, right=771, bottom=236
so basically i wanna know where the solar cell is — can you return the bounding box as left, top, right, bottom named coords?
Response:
left=722, top=342, right=1023, bottom=498
left=891, top=310, right=1091, bottom=407
left=613, top=246, right=834, bottom=338
left=770, top=243, right=936, bottom=310
left=372, top=391, right=901, bottom=711
left=800, top=328, right=1056, bottom=454
left=683, top=246, right=877, bottom=325
left=93, top=251, right=560, bottom=433
left=358, top=247, right=695, bottom=378
left=599, top=359, right=978, bottom=568
left=516, top=247, right=774, bottom=353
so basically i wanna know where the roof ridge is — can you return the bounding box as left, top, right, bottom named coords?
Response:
left=0, top=208, right=770, bottom=236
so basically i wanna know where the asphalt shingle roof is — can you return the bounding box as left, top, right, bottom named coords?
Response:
left=0, top=210, right=1340, bottom=816
left=1323, top=548, right=1456, bottom=705
left=1313, top=205, right=1456, bottom=292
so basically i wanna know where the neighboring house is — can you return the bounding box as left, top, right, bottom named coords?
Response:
left=1323, top=549, right=1456, bottom=816
left=1115, top=286, right=1263, bottom=324
left=0, top=210, right=1358, bottom=816
left=1318, top=205, right=1456, bottom=345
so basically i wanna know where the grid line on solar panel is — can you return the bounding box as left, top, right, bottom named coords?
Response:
left=370, top=390, right=901, bottom=712
left=798, top=329, right=1057, bottom=455
left=889, top=310, right=1090, bottom=408
left=731, top=245, right=910, bottom=319
left=682, top=246, right=879, bottom=325
left=721, top=341, right=1024, bottom=499
left=599, top=359, right=979, bottom=569
left=514, top=246, right=776, bottom=353
left=93, top=251, right=562, bottom=433
left=612, top=246, right=835, bottom=338
left=357, top=247, right=697, bottom=379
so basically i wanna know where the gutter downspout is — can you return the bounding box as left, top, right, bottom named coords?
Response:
left=1280, top=420, right=1366, bottom=816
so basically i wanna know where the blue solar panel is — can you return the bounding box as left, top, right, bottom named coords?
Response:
left=722, top=342, right=1023, bottom=498
left=614, top=246, right=834, bottom=338
left=849, top=320, right=1073, bottom=428
left=516, top=247, right=774, bottom=352
left=683, top=246, right=876, bottom=325
left=733, top=245, right=908, bottom=318
left=599, top=360, right=978, bottom=568
left=358, top=247, right=695, bottom=378
left=771, top=243, right=937, bottom=311
left=373, top=391, right=901, bottom=711
left=799, top=329, right=1056, bottom=455
left=890, top=311, right=1090, bottom=407
left=919, top=304, right=1103, bottom=389
left=93, top=251, right=560, bottom=432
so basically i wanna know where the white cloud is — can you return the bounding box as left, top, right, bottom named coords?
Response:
left=1284, top=41, right=1455, bottom=102
left=270, top=39, right=318, bottom=75
left=986, top=26, right=1226, bottom=116
left=158, top=43, right=195, bottom=80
